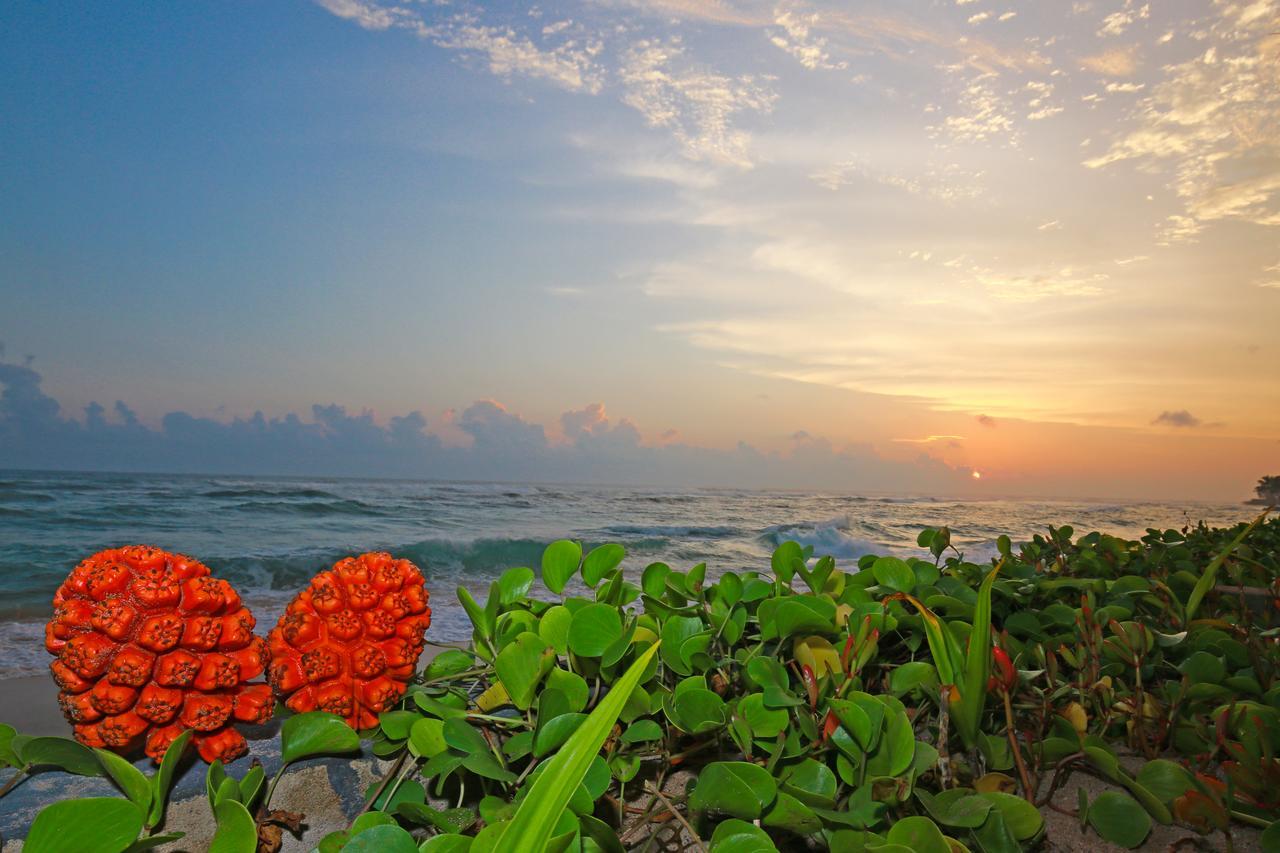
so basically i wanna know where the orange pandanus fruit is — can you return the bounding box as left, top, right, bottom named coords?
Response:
left=266, top=552, right=431, bottom=729
left=45, top=546, right=272, bottom=764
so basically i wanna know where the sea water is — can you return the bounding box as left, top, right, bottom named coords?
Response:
left=0, top=469, right=1254, bottom=678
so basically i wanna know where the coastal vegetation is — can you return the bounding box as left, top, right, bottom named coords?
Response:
left=2, top=512, right=1278, bottom=852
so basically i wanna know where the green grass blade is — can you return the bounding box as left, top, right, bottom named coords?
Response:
left=891, top=593, right=962, bottom=686
left=495, top=641, right=660, bottom=853
left=1184, top=510, right=1269, bottom=622
left=954, top=562, right=1001, bottom=752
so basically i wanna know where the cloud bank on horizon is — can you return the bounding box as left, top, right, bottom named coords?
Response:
left=0, top=357, right=974, bottom=492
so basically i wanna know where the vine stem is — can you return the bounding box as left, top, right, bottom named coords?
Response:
left=0, top=767, right=29, bottom=799
left=356, top=751, right=409, bottom=818
left=263, top=761, right=292, bottom=813
left=644, top=783, right=706, bottom=853
left=1002, top=689, right=1036, bottom=802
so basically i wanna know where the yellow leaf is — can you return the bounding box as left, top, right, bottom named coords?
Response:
left=1061, top=701, right=1088, bottom=734
left=794, top=635, right=841, bottom=678
left=974, top=773, right=1017, bottom=794
left=476, top=681, right=511, bottom=712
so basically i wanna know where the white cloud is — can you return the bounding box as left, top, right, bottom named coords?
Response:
left=968, top=12, right=991, bottom=24
left=1084, top=10, right=1280, bottom=241
left=769, top=4, right=848, bottom=70
left=429, top=18, right=605, bottom=93
left=619, top=39, right=777, bottom=168
left=1098, top=2, right=1150, bottom=36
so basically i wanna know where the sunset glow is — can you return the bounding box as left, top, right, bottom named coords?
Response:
left=1, top=0, right=1277, bottom=499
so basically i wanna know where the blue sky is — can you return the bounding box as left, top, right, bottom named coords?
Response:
left=2, top=0, right=1278, bottom=498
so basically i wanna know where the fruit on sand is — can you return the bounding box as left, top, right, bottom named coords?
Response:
left=266, top=552, right=431, bottom=729
left=45, top=546, right=271, bottom=763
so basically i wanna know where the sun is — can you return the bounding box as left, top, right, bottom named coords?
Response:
left=971, top=470, right=982, bottom=480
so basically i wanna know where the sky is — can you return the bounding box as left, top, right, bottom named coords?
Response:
left=1, top=0, right=1277, bottom=500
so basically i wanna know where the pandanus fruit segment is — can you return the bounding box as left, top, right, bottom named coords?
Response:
left=267, top=552, right=431, bottom=729
left=45, top=546, right=271, bottom=763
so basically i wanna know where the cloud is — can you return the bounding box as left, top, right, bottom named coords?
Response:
left=1078, top=46, right=1140, bottom=76
left=1097, top=2, right=1149, bottom=37
left=314, top=0, right=414, bottom=31
left=976, top=414, right=998, bottom=427
left=1152, top=409, right=1202, bottom=428
left=769, top=5, right=848, bottom=71
left=427, top=17, right=605, bottom=93
left=1083, top=11, right=1280, bottom=241
left=0, top=357, right=978, bottom=492
left=619, top=39, right=776, bottom=167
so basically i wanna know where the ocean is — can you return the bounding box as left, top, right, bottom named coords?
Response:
left=0, top=469, right=1256, bottom=679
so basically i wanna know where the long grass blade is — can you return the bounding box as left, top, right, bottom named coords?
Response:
left=495, top=641, right=661, bottom=852
left=953, top=562, right=1001, bottom=752
left=1184, top=509, right=1269, bottom=622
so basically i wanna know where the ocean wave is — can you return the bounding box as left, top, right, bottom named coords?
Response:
left=202, top=487, right=341, bottom=500
left=229, top=499, right=382, bottom=517
left=603, top=524, right=740, bottom=539
left=758, top=515, right=884, bottom=561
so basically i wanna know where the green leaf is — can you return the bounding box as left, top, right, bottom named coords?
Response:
left=426, top=649, right=476, bottom=680
left=545, top=668, right=590, bottom=712
left=209, top=799, right=257, bottom=853
left=18, top=736, right=104, bottom=776
left=780, top=760, right=837, bottom=808
left=1259, top=820, right=1280, bottom=852
left=379, top=710, right=421, bottom=741
left=889, top=661, right=939, bottom=697
left=1135, top=759, right=1195, bottom=804
left=443, top=718, right=491, bottom=754
left=762, top=791, right=821, bottom=835
left=872, top=557, right=916, bottom=593
left=582, top=544, right=626, bottom=587
left=534, top=714, right=587, bottom=757
left=123, top=832, right=185, bottom=852
left=542, top=540, right=582, bottom=595
left=772, top=541, right=804, bottom=584
left=498, top=566, right=535, bottom=604
left=350, top=812, right=397, bottom=834
left=410, top=717, right=449, bottom=758
left=538, top=605, right=573, bottom=655
left=865, top=700, right=914, bottom=777
left=885, top=816, right=950, bottom=853
left=916, top=790, right=992, bottom=829
left=739, top=693, right=788, bottom=739
left=709, top=818, right=778, bottom=852
left=495, top=642, right=661, bottom=853
left=641, top=562, right=671, bottom=597
left=0, top=723, right=18, bottom=768
left=364, top=778, right=426, bottom=812
left=339, top=824, right=420, bottom=852
left=25, top=797, right=143, bottom=853
left=95, top=748, right=152, bottom=814
left=1184, top=510, right=1267, bottom=621
left=688, top=761, right=778, bottom=820
left=568, top=604, right=623, bottom=657
left=669, top=689, right=726, bottom=734
left=280, top=711, right=362, bottom=764
left=620, top=720, right=665, bottom=744
left=979, top=791, right=1043, bottom=841
left=495, top=631, right=556, bottom=709
left=1087, top=791, right=1151, bottom=849
left=419, top=836, right=475, bottom=852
